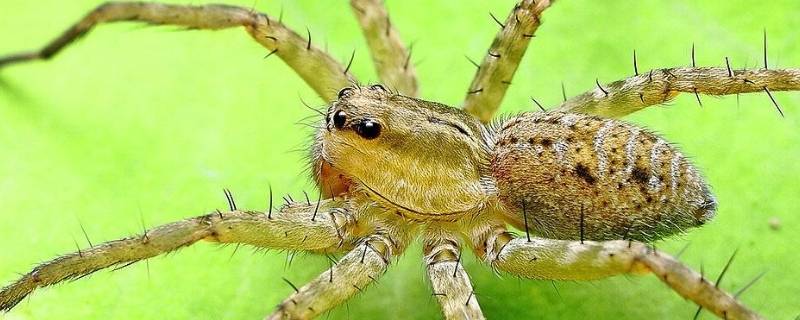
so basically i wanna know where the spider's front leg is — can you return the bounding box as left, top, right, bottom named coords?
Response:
left=461, top=0, right=554, bottom=123
left=474, top=227, right=762, bottom=320
left=0, top=198, right=362, bottom=313
left=266, top=231, right=401, bottom=320
left=423, top=230, right=485, bottom=320
left=350, top=0, right=418, bottom=96
left=0, top=2, right=354, bottom=101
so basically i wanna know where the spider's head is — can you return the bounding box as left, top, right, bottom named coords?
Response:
left=312, top=84, right=492, bottom=219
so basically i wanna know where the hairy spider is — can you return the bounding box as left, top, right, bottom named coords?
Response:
left=0, top=0, right=797, bottom=319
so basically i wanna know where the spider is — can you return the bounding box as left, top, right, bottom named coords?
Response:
left=0, top=0, right=798, bottom=319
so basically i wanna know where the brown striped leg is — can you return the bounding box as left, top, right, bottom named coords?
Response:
left=476, top=228, right=762, bottom=320
left=554, top=67, right=800, bottom=118
left=0, top=198, right=360, bottom=313
left=266, top=233, right=398, bottom=320
left=0, top=2, right=356, bottom=101
left=461, top=0, right=555, bottom=123
left=350, top=0, right=418, bottom=97
left=423, top=234, right=485, bottom=320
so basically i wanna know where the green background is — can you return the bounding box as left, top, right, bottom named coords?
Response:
left=1, top=0, right=798, bottom=319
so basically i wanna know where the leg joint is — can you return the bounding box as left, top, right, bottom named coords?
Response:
left=424, top=240, right=460, bottom=265
left=360, top=233, right=395, bottom=264
left=329, top=208, right=357, bottom=239
left=481, top=229, right=514, bottom=263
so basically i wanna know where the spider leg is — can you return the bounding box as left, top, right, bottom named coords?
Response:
left=266, top=232, right=398, bottom=320
left=0, top=198, right=363, bottom=312
left=555, top=67, right=800, bottom=118
left=0, top=2, right=355, bottom=101
left=475, top=228, right=762, bottom=320
left=461, top=0, right=555, bottom=123
left=350, top=0, right=418, bottom=96
left=423, top=233, right=485, bottom=320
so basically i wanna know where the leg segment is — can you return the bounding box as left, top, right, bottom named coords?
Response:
left=266, top=232, right=397, bottom=320
left=477, top=228, right=762, bottom=320
left=424, top=236, right=485, bottom=320
left=0, top=198, right=360, bottom=312
left=0, top=2, right=355, bottom=101
left=554, top=67, right=800, bottom=118
left=350, top=0, right=418, bottom=97
left=461, top=0, right=554, bottom=123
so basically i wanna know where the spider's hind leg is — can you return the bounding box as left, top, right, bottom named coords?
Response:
left=475, top=227, right=763, bottom=320
left=0, top=198, right=361, bottom=312
left=555, top=67, right=800, bottom=118
left=0, top=2, right=355, bottom=101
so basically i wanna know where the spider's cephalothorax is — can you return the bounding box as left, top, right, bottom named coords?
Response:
left=314, top=84, right=492, bottom=220
left=1, top=0, right=796, bottom=319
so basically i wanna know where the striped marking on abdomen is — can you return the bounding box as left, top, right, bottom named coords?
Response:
left=648, top=139, right=667, bottom=191
left=593, top=120, right=615, bottom=178
left=623, top=127, right=640, bottom=178
left=670, top=152, right=683, bottom=194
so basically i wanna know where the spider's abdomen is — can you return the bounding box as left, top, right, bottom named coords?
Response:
left=490, top=112, right=716, bottom=241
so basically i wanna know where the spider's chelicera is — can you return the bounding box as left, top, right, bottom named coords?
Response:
left=2, top=1, right=798, bottom=319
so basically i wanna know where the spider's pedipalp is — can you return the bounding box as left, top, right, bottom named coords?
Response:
left=0, top=2, right=356, bottom=102
left=0, top=199, right=361, bottom=312
left=555, top=67, right=800, bottom=118
left=475, top=227, right=763, bottom=320
left=350, top=0, right=419, bottom=97
left=423, top=231, right=485, bottom=320
left=266, top=232, right=398, bottom=320
left=461, top=0, right=554, bottom=123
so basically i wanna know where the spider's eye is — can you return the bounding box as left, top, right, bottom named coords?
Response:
left=337, top=87, right=355, bottom=99
left=333, top=110, right=347, bottom=129
left=354, top=120, right=381, bottom=140
left=369, top=84, right=387, bottom=92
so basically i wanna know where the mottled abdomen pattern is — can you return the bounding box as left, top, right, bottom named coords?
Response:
left=490, top=112, right=716, bottom=241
